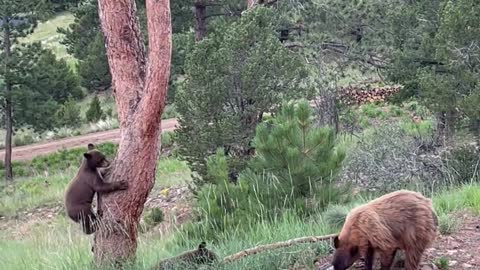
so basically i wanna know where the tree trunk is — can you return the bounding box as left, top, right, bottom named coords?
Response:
left=3, top=17, right=13, bottom=182
left=434, top=112, right=446, bottom=147
left=94, top=0, right=171, bottom=265
left=445, top=109, right=456, bottom=146
left=194, top=1, right=207, bottom=41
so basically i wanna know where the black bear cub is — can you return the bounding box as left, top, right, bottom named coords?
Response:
left=64, top=144, right=128, bottom=234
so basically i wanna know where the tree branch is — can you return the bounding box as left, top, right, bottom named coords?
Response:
left=222, top=234, right=337, bottom=264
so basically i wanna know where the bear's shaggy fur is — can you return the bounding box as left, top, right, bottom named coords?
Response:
left=64, top=144, right=128, bottom=234
left=153, top=242, right=218, bottom=269
left=332, top=190, right=438, bottom=270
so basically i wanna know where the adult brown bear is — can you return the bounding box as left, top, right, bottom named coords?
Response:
left=64, top=144, right=128, bottom=234
left=332, top=190, right=438, bottom=270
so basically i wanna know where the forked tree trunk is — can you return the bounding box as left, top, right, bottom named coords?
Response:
left=95, top=0, right=171, bottom=265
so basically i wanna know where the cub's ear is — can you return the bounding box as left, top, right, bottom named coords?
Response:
left=87, top=143, right=95, bottom=150
left=83, top=153, right=92, bottom=159
left=333, top=236, right=340, bottom=249
left=198, top=241, right=207, bottom=250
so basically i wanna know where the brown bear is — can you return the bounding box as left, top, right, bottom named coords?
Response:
left=332, top=190, right=438, bottom=270
left=64, top=144, right=128, bottom=234
left=153, top=242, right=218, bottom=269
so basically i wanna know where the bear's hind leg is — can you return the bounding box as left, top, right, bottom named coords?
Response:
left=404, top=249, right=423, bottom=270
left=79, top=210, right=99, bottom=235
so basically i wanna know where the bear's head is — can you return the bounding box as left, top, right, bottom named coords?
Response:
left=193, top=242, right=217, bottom=265
left=83, top=145, right=110, bottom=170
left=332, top=235, right=360, bottom=270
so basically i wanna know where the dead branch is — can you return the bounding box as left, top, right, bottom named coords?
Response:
left=222, top=233, right=337, bottom=264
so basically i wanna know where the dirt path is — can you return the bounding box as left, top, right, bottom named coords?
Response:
left=0, top=118, right=178, bottom=162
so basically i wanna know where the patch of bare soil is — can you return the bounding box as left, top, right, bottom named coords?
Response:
left=313, top=212, right=480, bottom=270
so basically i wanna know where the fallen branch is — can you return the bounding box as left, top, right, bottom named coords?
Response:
left=222, top=233, right=338, bottom=264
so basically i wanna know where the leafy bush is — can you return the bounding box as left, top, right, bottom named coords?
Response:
left=85, top=95, right=105, bottom=123
left=324, top=205, right=349, bottom=229
left=13, top=127, right=39, bottom=147
left=341, top=123, right=448, bottom=192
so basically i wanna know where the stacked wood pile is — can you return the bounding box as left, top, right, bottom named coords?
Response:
left=337, top=85, right=402, bottom=105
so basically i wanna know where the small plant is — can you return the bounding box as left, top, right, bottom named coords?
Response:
left=85, top=95, right=105, bottom=123
left=143, top=207, right=165, bottom=228
left=438, top=213, right=460, bottom=235
left=55, top=96, right=82, bottom=128
left=161, top=131, right=176, bottom=149
left=324, top=205, right=348, bottom=229
left=435, top=256, right=450, bottom=270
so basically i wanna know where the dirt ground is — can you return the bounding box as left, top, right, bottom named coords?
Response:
left=314, top=212, right=480, bottom=270
left=0, top=118, right=178, bottom=162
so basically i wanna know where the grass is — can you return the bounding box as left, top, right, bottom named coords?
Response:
left=20, top=12, right=76, bottom=68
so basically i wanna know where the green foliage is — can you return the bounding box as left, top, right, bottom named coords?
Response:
left=143, top=208, right=165, bottom=229
left=85, top=95, right=105, bottom=123
left=189, top=102, right=347, bottom=240
left=438, top=213, right=460, bottom=235
left=435, top=257, right=450, bottom=270
left=9, top=43, right=83, bottom=131
left=445, top=146, right=480, bottom=184
left=323, top=205, right=349, bottom=229
left=176, top=7, right=309, bottom=186
left=55, top=96, right=82, bottom=128
left=251, top=100, right=345, bottom=197
left=77, top=32, right=111, bottom=92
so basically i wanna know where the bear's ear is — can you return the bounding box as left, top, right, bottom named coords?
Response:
left=198, top=241, right=207, bottom=250
left=87, top=143, right=95, bottom=150
left=83, top=153, right=92, bottom=159
left=333, top=236, right=340, bottom=249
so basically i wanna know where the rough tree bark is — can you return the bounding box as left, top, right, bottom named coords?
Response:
left=94, top=0, right=171, bottom=265
left=2, top=17, right=13, bottom=182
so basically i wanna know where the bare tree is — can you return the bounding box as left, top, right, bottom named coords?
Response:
left=94, top=0, right=171, bottom=265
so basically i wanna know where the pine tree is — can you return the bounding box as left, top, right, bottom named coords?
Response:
left=252, top=100, right=345, bottom=197
left=55, top=96, right=82, bottom=128
left=0, top=0, right=48, bottom=181
left=176, top=7, right=310, bottom=186
left=86, top=95, right=105, bottom=123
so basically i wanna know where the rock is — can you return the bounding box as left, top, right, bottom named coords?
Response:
left=420, top=263, right=438, bottom=270
left=449, top=260, right=457, bottom=266
left=462, top=263, right=473, bottom=268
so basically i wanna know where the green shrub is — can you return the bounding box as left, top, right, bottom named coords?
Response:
left=438, top=213, right=460, bottom=235
left=13, top=127, right=38, bottom=147
left=143, top=207, right=165, bottom=228
left=85, top=95, right=105, bottom=123
left=361, top=103, right=383, bottom=118
left=324, top=205, right=349, bottom=229
left=161, top=131, right=176, bottom=149
left=55, top=96, right=82, bottom=128
left=435, top=257, right=450, bottom=270
left=251, top=100, right=345, bottom=197
left=445, top=146, right=480, bottom=184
